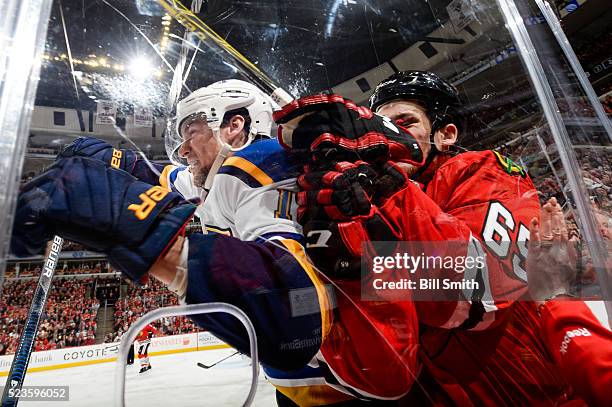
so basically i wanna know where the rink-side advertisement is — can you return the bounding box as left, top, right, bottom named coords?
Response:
left=0, top=332, right=230, bottom=375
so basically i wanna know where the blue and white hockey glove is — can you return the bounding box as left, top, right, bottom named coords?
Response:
left=11, top=157, right=197, bottom=283
left=58, top=136, right=166, bottom=185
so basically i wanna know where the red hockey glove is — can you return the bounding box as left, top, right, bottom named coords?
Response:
left=297, top=161, right=409, bottom=222
left=297, top=161, right=407, bottom=278
left=273, top=94, right=424, bottom=169
left=297, top=161, right=375, bottom=221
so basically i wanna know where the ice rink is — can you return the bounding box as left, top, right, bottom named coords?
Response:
left=11, top=301, right=611, bottom=407
left=18, top=348, right=276, bottom=406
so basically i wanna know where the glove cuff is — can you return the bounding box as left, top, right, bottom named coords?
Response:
left=337, top=220, right=369, bottom=257
left=109, top=203, right=196, bottom=283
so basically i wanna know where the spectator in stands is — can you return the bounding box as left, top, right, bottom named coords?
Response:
left=0, top=278, right=99, bottom=353
left=2, top=271, right=202, bottom=354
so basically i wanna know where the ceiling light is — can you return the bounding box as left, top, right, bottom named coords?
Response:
left=129, top=57, right=154, bottom=79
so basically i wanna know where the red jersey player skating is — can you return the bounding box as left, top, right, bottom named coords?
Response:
left=136, top=323, right=158, bottom=374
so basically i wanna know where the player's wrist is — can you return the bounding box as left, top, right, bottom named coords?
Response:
left=150, top=236, right=185, bottom=285
left=167, top=238, right=189, bottom=300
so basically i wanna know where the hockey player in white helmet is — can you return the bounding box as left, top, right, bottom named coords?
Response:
left=159, top=79, right=312, bottom=242
left=165, top=79, right=275, bottom=196
left=18, top=78, right=423, bottom=406
left=47, top=79, right=334, bottom=404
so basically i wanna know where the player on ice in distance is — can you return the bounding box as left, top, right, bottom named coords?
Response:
left=136, top=323, right=158, bottom=373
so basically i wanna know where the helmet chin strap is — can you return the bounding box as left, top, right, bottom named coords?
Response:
left=202, top=143, right=231, bottom=200
left=411, top=120, right=442, bottom=180
left=200, top=127, right=258, bottom=200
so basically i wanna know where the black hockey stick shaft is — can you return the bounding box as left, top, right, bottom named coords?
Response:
left=1, top=236, right=63, bottom=407
left=197, top=351, right=240, bottom=369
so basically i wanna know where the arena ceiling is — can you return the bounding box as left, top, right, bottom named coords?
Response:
left=30, top=0, right=607, bottom=156
left=37, top=0, right=465, bottom=110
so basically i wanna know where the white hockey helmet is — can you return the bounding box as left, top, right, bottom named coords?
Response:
left=166, top=79, right=276, bottom=166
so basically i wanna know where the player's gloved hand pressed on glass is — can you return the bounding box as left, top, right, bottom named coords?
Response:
left=273, top=93, right=424, bottom=168
left=58, top=136, right=165, bottom=185
left=10, top=156, right=197, bottom=283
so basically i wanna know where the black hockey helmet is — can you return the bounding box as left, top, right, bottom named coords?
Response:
left=368, top=71, right=462, bottom=132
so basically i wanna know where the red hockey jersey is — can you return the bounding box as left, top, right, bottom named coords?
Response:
left=371, top=151, right=578, bottom=405
left=136, top=324, right=157, bottom=342
left=376, top=150, right=540, bottom=328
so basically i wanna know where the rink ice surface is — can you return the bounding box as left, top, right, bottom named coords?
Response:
left=15, top=302, right=611, bottom=407
left=19, top=348, right=276, bottom=406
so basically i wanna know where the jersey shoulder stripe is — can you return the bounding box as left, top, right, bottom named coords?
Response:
left=218, top=139, right=300, bottom=187
left=164, top=165, right=193, bottom=195
left=222, top=156, right=274, bottom=187
left=158, top=165, right=175, bottom=190
left=169, top=166, right=187, bottom=186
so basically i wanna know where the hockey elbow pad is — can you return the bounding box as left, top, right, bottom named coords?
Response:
left=11, top=157, right=197, bottom=283
left=58, top=137, right=166, bottom=185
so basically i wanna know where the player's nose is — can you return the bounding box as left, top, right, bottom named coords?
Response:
left=178, top=139, right=190, bottom=158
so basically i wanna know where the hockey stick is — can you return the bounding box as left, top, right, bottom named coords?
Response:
left=1, top=236, right=63, bottom=407
left=196, top=351, right=240, bottom=369
left=155, top=0, right=294, bottom=106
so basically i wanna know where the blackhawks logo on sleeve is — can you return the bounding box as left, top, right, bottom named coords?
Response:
left=492, top=150, right=526, bottom=178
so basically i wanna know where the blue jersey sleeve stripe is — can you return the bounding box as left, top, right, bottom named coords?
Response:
left=232, top=139, right=300, bottom=182
left=217, top=164, right=264, bottom=188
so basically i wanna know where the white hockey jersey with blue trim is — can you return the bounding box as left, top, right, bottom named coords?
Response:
left=162, top=138, right=302, bottom=241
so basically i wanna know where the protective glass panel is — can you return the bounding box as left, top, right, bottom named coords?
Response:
left=514, top=0, right=611, bottom=301
left=2, top=0, right=610, bottom=406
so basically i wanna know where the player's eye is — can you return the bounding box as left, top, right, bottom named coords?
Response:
left=395, top=117, right=418, bottom=127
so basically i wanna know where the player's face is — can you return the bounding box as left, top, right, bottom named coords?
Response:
left=377, top=99, right=433, bottom=175
left=178, top=116, right=220, bottom=187
left=377, top=99, right=433, bottom=156
left=595, top=211, right=611, bottom=240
